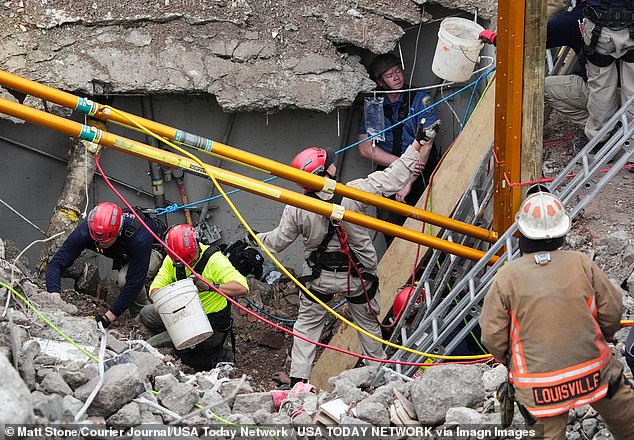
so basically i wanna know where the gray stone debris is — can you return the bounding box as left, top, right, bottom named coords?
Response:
left=39, top=371, right=73, bottom=396
left=106, top=402, right=142, bottom=429
left=482, top=363, right=508, bottom=391
left=232, top=392, right=274, bottom=414
left=329, top=364, right=379, bottom=388
left=31, top=391, right=64, bottom=422
left=410, top=364, right=485, bottom=425
left=157, top=382, right=199, bottom=416
left=74, top=363, right=146, bottom=417
left=219, top=378, right=254, bottom=407
left=62, top=395, right=85, bottom=419
left=0, top=353, right=34, bottom=424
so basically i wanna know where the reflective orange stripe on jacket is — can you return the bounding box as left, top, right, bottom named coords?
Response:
left=508, top=296, right=612, bottom=416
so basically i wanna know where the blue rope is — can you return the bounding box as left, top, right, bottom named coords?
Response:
left=242, top=297, right=346, bottom=324
left=153, top=67, right=496, bottom=216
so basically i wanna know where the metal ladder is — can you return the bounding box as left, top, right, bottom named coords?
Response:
left=386, top=95, right=634, bottom=378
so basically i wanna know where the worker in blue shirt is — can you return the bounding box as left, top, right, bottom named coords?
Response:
left=357, top=53, right=441, bottom=244
left=45, top=202, right=163, bottom=328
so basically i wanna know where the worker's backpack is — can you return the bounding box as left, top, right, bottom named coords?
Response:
left=219, top=240, right=264, bottom=280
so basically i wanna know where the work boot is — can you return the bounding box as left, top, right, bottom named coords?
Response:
left=573, top=134, right=605, bottom=156
left=290, top=376, right=306, bottom=387
left=147, top=331, right=173, bottom=348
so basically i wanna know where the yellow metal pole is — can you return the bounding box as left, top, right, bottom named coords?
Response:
left=0, top=97, right=498, bottom=265
left=0, top=69, right=497, bottom=244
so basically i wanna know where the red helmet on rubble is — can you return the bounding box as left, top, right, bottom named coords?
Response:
left=393, top=285, right=423, bottom=320
left=166, top=224, right=199, bottom=265
left=87, top=202, right=122, bottom=243
left=291, top=147, right=336, bottom=191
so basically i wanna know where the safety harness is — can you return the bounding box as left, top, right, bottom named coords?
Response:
left=299, top=194, right=379, bottom=305
left=174, top=245, right=236, bottom=363
left=584, top=0, right=634, bottom=65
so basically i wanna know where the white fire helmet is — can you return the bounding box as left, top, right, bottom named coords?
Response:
left=516, top=192, right=571, bottom=240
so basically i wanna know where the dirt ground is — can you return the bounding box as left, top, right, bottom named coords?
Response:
left=54, top=108, right=634, bottom=390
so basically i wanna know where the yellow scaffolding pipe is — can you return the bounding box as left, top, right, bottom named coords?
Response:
left=0, top=69, right=498, bottom=244
left=0, top=97, right=498, bottom=265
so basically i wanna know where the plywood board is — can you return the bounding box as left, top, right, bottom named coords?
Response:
left=310, top=80, right=496, bottom=390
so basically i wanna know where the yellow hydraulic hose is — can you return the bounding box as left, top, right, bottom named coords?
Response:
left=0, top=69, right=498, bottom=244
left=0, top=97, right=498, bottom=266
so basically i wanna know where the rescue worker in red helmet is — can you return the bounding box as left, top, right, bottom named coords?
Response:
left=46, top=202, right=164, bottom=328
left=140, top=224, right=248, bottom=371
left=250, top=119, right=440, bottom=385
left=480, top=190, right=634, bottom=439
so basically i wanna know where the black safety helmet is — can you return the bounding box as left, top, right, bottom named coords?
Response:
left=368, top=53, right=401, bottom=80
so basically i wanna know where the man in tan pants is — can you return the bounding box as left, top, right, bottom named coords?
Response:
left=582, top=3, right=634, bottom=141
left=481, top=189, right=634, bottom=440
left=254, top=120, right=439, bottom=385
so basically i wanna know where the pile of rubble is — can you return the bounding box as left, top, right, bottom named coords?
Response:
left=0, top=236, right=631, bottom=440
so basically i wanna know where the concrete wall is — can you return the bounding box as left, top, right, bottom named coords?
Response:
left=0, top=6, right=492, bottom=282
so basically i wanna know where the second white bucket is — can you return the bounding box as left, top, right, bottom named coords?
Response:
left=152, top=278, right=213, bottom=350
left=432, top=17, right=484, bottom=83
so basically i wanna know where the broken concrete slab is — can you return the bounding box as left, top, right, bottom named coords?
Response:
left=329, top=365, right=379, bottom=388
left=232, top=392, right=274, bottom=414
left=220, top=378, right=253, bottom=407
left=410, top=365, right=485, bottom=426
left=0, top=353, right=34, bottom=424
left=157, top=382, right=200, bottom=416
left=107, top=402, right=142, bottom=429
left=482, top=364, right=508, bottom=392
left=74, top=363, right=145, bottom=417
left=31, top=390, right=64, bottom=422
left=39, top=371, right=73, bottom=396
left=355, top=400, right=390, bottom=426
left=331, top=377, right=369, bottom=404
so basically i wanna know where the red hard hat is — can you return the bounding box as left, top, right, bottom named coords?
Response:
left=87, top=202, right=122, bottom=243
left=166, top=224, right=199, bottom=265
left=291, top=147, right=335, bottom=191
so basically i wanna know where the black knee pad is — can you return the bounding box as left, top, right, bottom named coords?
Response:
left=586, top=49, right=616, bottom=67
left=622, top=49, right=634, bottom=63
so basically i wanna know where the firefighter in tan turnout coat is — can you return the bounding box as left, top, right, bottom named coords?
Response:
left=480, top=190, right=634, bottom=440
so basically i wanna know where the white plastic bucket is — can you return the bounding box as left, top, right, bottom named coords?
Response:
left=432, top=17, right=485, bottom=83
left=152, top=278, right=213, bottom=350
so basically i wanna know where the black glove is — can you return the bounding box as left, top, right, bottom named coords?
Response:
left=244, top=230, right=259, bottom=247
left=415, top=119, right=442, bottom=143
left=95, top=313, right=111, bottom=329
left=190, top=275, right=217, bottom=292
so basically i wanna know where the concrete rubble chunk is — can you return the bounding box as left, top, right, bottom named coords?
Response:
left=74, top=363, right=145, bottom=417
left=361, top=381, right=406, bottom=409
left=18, top=339, right=40, bottom=391
left=410, top=365, right=485, bottom=426
left=331, top=378, right=369, bottom=404
left=355, top=400, right=390, bottom=426
left=329, top=365, right=379, bottom=388
left=445, top=407, right=483, bottom=425
left=252, top=407, right=272, bottom=425
left=39, top=371, right=73, bottom=396
left=225, top=413, right=256, bottom=426
left=220, top=378, right=253, bottom=407
left=31, top=390, right=64, bottom=422
left=326, top=13, right=404, bottom=54
left=0, top=353, right=34, bottom=424
left=157, top=382, right=199, bottom=416
left=60, top=365, right=97, bottom=390
left=199, top=389, right=232, bottom=418
left=105, top=350, right=170, bottom=381
left=232, top=392, right=274, bottom=414
left=31, top=312, right=99, bottom=346
left=106, top=334, right=128, bottom=354
left=429, top=0, right=497, bottom=19
left=107, top=402, right=142, bottom=429
left=482, top=364, right=508, bottom=391
left=140, top=409, right=164, bottom=424
left=155, top=373, right=180, bottom=391
left=62, top=395, right=85, bottom=418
